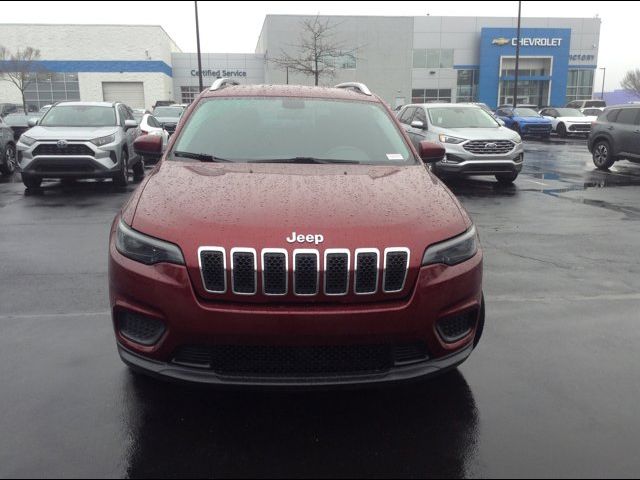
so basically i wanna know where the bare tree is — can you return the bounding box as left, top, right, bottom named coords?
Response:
left=620, top=69, right=640, bottom=98
left=0, top=46, right=44, bottom=112
left=270, top=16, right=358, bottom=86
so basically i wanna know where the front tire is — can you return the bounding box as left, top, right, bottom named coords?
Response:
left=22, top=173, right=42, bottom=189
left=113, top=150, right=129, bottom=187
left=592, top=140, right=615, bottom=170
left=495, top=171, right=518, bottom=184
left=0, top=143, right=17, bottom=175
left=557, top=123, right=567, bottom=138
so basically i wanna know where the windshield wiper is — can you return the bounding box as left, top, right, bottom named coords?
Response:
left=246, top=157, right=359, bottom=164
left=173, top=151, right=232, bottom=163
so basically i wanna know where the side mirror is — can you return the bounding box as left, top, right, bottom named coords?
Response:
left=125, top=119, right=138, bottom=131
left=134, top=134, right=163, bottom=157
left=418, top=141, right=445, bottom=163
left=497, top=118, right=506, bottom=126
left=411, top=120, right=426, bottom=130
left=28, top=118, right=39, bottom=127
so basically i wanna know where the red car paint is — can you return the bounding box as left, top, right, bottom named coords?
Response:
left=108, top=84, right=483, bottom=386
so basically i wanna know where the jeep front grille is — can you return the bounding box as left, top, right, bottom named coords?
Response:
left=198, top=247, right=410, bottom=298
left=463, top=140, right=514, bottom=155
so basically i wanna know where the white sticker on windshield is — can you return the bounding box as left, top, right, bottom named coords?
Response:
left=386, top=154, right=404, bottom=160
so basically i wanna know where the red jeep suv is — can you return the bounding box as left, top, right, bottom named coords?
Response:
left=109, top=80, right=484, bottom=387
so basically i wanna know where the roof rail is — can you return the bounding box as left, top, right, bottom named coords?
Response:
left=334, top=82, right=372, bottom=96
left=210, top=78, right=241, bottom=91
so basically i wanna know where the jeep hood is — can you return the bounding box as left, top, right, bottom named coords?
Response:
left=25, top=125, right=119, bottom=140
left=129, top=162, right=472, bottom=302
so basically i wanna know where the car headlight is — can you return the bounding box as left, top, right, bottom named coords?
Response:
left=513, top=135, right=522, bottom=144
left=91, top=134, right=116, bottom=147
left=422, top=226, right=478, bottom=266
left=439, top=134, right=466, bottom=144
left=20, top=135, right=36, bottom=146
left=116, top=219, right=185, bottom=265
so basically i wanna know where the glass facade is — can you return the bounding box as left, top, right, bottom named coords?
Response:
left=566, top=69, right=595, bottom=104
left=456, top=69, right=479, bottom=102
left=499, top=80, right=550, bottom=106
left=412, top=49, right=454, bottom=69
left=180, top=86, right=201, bottom=104
left=411, top=88, right=452, bottom=103
left=23, top=72, right=80, bottom=110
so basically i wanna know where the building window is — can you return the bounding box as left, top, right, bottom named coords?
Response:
left=23, top=72, right=80, bottom=110
left=413, top=49, right=454, bottom=69
left=326, top=51, right=357, bottom=69
left=566, top=69, right=595, bottom=104
left=412, top=88, right=452, bottom=103
left=499, top=79, right=550, bottom=107
left=456, top=69, right=479, bottom=102
left=500, top=67, right=549, bottom=77
left=180, top=86, right=201, bottom=104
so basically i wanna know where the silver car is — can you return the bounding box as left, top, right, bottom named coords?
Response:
left=398, top=103, right=524, bottom=183
left=16, top=101, right=144, bottom=189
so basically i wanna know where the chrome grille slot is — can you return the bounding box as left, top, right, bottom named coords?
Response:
left=463, top=140, right=514, bottom=155
left=294, top=250, right=319, bottom=295
left=324, top=250, right=349, bottom=296
left=199, top=248, right=226, bottom=293
left=262, top=249, right=287, bottom=295
left=355, top=249, right=379, bottom=294
left=231, top=248, right=257, bottom=295
left=383, top=248, right=409, bottom=293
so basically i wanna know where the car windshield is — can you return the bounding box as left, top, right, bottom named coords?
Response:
left=585, top=100, right=606, bottom=108
left=513, top=108, right=540, bottom=117
left=172, top=97, right=414, bottom=165
left=427, top=107, right=498, bottom=128
left=40, top=105, right=116, bottom=127
left=153, top=107, right=183, bottom=118
left=555, top=108, right=584, bottom=117
left=3, top=114, right=30, bottom=126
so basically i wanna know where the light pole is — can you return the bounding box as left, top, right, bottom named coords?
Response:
left=195, top=1, right=204, bottom=92
left=599, top=67, right=606, bottom=100
left=513, top=0, right=522, bottom=108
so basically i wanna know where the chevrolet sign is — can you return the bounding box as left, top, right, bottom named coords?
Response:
left=493, top=37, right=563, bottom=47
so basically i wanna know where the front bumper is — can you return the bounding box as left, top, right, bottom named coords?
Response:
left=434, top=141, right=524, bottom=175
left=17, top=140, right=122, bottom=178
left=565, top=122, right=591, bottom=134
left=109, top=227, right=484, bottom=387
left=519, top=124, right=552, bottom=136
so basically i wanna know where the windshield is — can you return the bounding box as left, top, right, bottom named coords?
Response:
left=513, top=108, right=540, bottom=117
left=428, top=107, right=499, bottom=128
left=585, top=100, right=606, bottom=108
left=172, top=97, right=414, bottom=164
left=556, top=108, right=584, bottom=117
left=153, top=107, right=183, bottom=118
left=40, top=105, right=116, bottom=127
left=3, top=114, right=29, bottom=126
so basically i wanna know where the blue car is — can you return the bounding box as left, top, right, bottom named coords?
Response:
left=495, top=107, right=553, bottom=138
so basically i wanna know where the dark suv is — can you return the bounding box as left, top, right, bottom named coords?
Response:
left=588, top=106, right=640, bottom=170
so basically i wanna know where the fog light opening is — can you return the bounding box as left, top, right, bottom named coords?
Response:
left=117, top=310, right=166, bottom=346
left=436, top=310, right=477, bottom=344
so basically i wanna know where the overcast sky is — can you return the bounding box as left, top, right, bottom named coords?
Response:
left=2, top=1, right=633, bottom=90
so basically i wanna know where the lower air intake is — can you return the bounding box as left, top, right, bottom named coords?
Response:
left=117, top=311, right=165, bottom=346
left=436, top=310, right=477, bottom=343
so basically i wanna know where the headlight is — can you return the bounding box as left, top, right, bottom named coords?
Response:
left=20, top=135, right=36, bottom=146
left=91, top=134, right=116, bottom=147
left=422, top=226, right=478, bottom=266
left=116, top=219, right=185, bottom=265
left=513, top=135, right=522, bottom=144
left=438, top=134, right=465, bottom=144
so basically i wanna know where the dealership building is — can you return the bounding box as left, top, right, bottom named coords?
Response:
left=0, top=16, right=600, bottom=110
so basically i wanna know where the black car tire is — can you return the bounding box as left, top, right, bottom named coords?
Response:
left=0, top=143, right=17, bottom=175
left=22, top=173, right=42, bottom=189
left=557, top=123, right=567, bottom=138
left=592, top=140, right=615, bottom=170
left=495, top=171, right=519, bottom=184
left=113, top=150, right=129, bottom=187
left=132, top=157, right=145, bottom=183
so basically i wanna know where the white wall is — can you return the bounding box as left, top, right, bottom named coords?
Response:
left=78, top=72, right=174, bottom=111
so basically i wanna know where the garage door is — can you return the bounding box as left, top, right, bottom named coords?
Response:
left=102, top=82, right=145, bottom=108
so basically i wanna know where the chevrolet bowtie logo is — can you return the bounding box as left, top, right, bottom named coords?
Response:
left=492, top=37, right=511, bottom=46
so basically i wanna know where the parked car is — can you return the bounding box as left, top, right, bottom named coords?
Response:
left=0, top=103, right=22, bottom=118
left=109, top=79, right=485, bottom=387
left=151, top=105, right=185, bottom=135
left=495, top=107, right=552, bottom=138
left=539, top=107, right=596, bottom=137
left=582, top=107, right=605, bottom=117
left=566, top=99, right=606, bottom=109
left=137, top=113, right=169, bottom=163
left=3, top=112, right=37, bottom=141
left=153, top=100, right=175, bottom=109
left=0, top=116, right=18, bottom=175
left=16, top=101, right=144, bottom=189
left=588, top=105, right=640, bottom=170
left=398, top=103, right=523, bottom=183
left=132, top=108, right=148, bottom=123
left=39, top=105, right=52, bottom=116
left=497, top=104, right=539, bottom=110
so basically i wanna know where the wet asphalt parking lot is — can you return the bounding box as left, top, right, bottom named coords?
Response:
left=1, top=137, right=639, bottom=478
